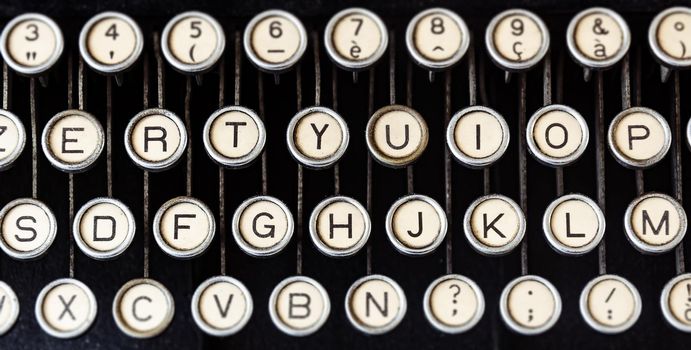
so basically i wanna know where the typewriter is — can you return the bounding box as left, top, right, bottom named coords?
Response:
left=0, top=0, right=690, bottom=348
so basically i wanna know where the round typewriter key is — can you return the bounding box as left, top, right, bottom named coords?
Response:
left=191, top=275, right=253, bottom=337
left=73, top=197, right=136, bottom=260
left=463, top=194, right=526, bottom=256
left=500, top=275, right=561, bottom=335
left=0, top=198, right=56, bottom=260
left=0, top=13, right=63, bottom=76
left=446, top=106, right=510, bottom=168
left=608, top=107, right=671, bottom=169
left=309, top=196, right=370, bottom=257
left=649, top=7, right=691, bottom=69
left=423, top=274, right=484, bottom=334
left=385, top=194, right=447, bottom=256
left=345, top=274, right=406, bottom=335
left=485, top=9, right=550, bottom=72
left=580, top=274, right=641, bottom=334
left=203, top=105, right=265, bottom=168
left=41, top=110, right=105, bottom=173
left=244, top=9, right=307, bottom=73
left=269, top=276, right=330, bottom=336
left=324, top=8, right=388, bottom=71
left=124, top=108, right=188, bottom=172
left=232, top=195, right=294, bottom=257
left=660, top=273, right=691, bottom=332
left=0, top=281, right=19, bottom=336
left=406, top=8, right=470, bottom=71
left=161, top=11, right=225, bottom=74
left=35, top=278, right=97, bottom=339
left=79, top=11, right=144, bottom=74
left=527, top=104, right=589, bottom=167
left=567, top=7, right=630, bottom=70
left=153, top=196, right=215, bottom=259
left=543, top=194, right=605, bottom=255
left=623, top=192, right=687, bottom=254
left=113, top=278, right=174, bottom=339
left=366, top=105, right=428, bottom=168
left=287, top=106, right=349, bottom=169
left=0, top=109, right=26, bottom=171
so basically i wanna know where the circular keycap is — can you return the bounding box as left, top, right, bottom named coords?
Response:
left=608, top=107, right=671, bottom=169
left=463, top=194, right=526, bottom=256
left=161, top=11, right=225, bottom=74
left=423, top=274, right=484, bottom=334
left=41, top=109, right=105, bottom=173
left=446, top=106, right=510, bottom=168
left=345, top=274, right=406, bottom=335
left=0, top=109, right=26, bottom=171
left=324, top=8, right=388, bottom=71
left=287, top=106, right=349, bottom=169
left=153, top=196, right=216, bottom=259
left=309, top=196, right=371, bottom=257
left=527, top=104, right=589, bottom=167
left=244, top=9, right=307, bottom=73
left=385, top=194, right=447, bottom=256
left=0, top=13, right=63, bottom=76
left=191, top=275, right=253, bottom=337
left=0, top=281, right=19, bottom=336
left=203, top=105, right=266, bottom=168
left=543, top=194, right=605, bottom=255
left=567, top=7, right=630, bottom=70
left=660, top=273, right=691, bottom=332
left=73, top=197, right=136, bottom=260
left=232, top=195, right=294, bottom=257
left=624, top=192, right=687, bottom=254
left=366, top=104, right=428, bottom=168
left=112, top=278, right=174, bottom=339
left=485, top=9, right=550, bottom=72
left=0, top=198, right=56, bottom=260
left=269, top=276, right=330, bottom=336
left=500, top=275, right=561, bottom=335
left=79, top=11, right=144, bottom=74
left=124, top=108, right=188, bottom=172
left=406, top=8, right=470, bottom=71
left=580, top=274, right=641, bottom=334
left=649, top=7, right=691, bottom=69
left=35, top=278, right=97, bottom=339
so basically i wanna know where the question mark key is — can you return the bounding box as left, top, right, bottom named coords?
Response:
left=423, top=274, right=484, bottom=334
left=661, top=273, right=691, bottom=332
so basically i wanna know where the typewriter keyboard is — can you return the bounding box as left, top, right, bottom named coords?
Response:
left=0, top=2, right=690, bottom=349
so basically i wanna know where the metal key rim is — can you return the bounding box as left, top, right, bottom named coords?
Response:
left=268, top=275, right=330, bottom=337
left=0, top=198, right=57, bottom=260
left=500, top=274, right=562, bottom=335
left=463, top=194, right=526, bottom=256
left=566, top=7, right=631, bottom=70
left=324, top=7, right=389, bottom=72
left=231, top=195, right=294, bottom=257
left=542, top=193, right=605, bottom=256
left=286, top=106, right=350, bottom=169
left=308, top=195, right=371, bottom=258
left=152, top=196, right=216, bottom=259
left=446, top=105, right=510, bottom=169
left=202, top=105, right=266, bottom=169
left=112, top=278, right=175, bottom=339
left=660, top=273, right=691, bottom=333
left=124, top=108, right=188, bottom=172
left=161, top=11, right=226, bottom=74
left=41, top=109, right=105, bottom=173
left=72, top=197, right=137, bottom=260
left=526, top=104, right=590, bottom=167
left=35, top=278, right=98, bottom=339
left=623, top=192, right=687, bottom=254
left=385, top=194, right=447, bottom=256
left=345, top=274, right=407, bottom=335
left=648, top=6, right=691, bottom=69
left=422, top=274, right=485, bottom=334
left=191, top=275, right=253, bottom=337
left=0, top=13, right=64, bottom=76
left=405, top=7, right=471, bottom=71
left=78, top=11, right=144, bottom=75
left=485, top=8, right=550, bottom=72
left=579, top=274, right=642, bottom=334
left=607, top=107, right=671, bottom=169
left=0, top=109, right=27, bottom=171
left=244, top=9, right=307, bottom=74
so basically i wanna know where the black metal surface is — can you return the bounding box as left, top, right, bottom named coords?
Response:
left=0, top=1, right=691, bottom=349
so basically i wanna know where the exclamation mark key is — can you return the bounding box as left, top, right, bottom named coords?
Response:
left=661, top=273, right=691, bottom=332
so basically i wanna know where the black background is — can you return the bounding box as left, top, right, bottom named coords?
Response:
left=1, top=0, right=691, bottom=349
